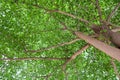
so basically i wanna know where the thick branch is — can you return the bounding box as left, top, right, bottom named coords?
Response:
left=62, top=44, right=89, bottom=70
left=75, top=31, right=120, bottom=61
left=107, top=2, right=120, bottom=22
left=0, top=57, right=69, bottom=61
left=25, top=38, right=80, bottom=53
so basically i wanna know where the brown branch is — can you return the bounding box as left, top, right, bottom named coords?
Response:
left=49, top=10, right=90, bottom=24
left=58, top=21, right=76, bottom=34
left=51, top=15, right=69, bottom=31
left=59, top=21, right=68, bottom=30
left=108, top=22, right=120, bottom=28
left=25, top=38, right=80, bottom=53
left=111, top=58, right=120, bottom=79
left=107, top=2, right=120, bottom=22
left=75, top=31, right=120, bottom=61
left=112, top=27, right=120, bottom=32
left=62, top=44, right=90, bottom=70
left=96, top=0, right=102, bottom=22
left=0, top=57, right=69, bottom=61
left=31, top=4, right=90, bottom=25
left=106, top=22, right=120, bottom=32
left=31, top=4, right=50, bottom=12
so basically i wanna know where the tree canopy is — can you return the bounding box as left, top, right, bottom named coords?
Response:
left=0, top=0, right=120, bottom=80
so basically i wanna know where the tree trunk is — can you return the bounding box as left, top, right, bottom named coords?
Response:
left=75, top=31, right=120, bottom=61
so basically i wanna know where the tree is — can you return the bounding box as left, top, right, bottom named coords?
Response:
left=0, top=0, right=120, bottom=79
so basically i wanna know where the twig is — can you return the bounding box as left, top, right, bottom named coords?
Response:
left=62, top=44, right=90, bottom=70
left=58, top=21, right=76, bottom=34
left=25, top=38, right=80, bottom=53
left=107, top=3, right=120, bottom=22
left=50, top=15, right=69, bottom=31
left=31, top=4, right=50, bottom=12
left=0, top=57, right=69, bottom=61
left=111, top=58, right=120, bottom=79
left=96, top=0, right=102, bottom=22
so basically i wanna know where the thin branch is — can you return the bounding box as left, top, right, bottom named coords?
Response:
left=108, top=22, right=120, bottom=28
left=31, top=4, right=50, bottom=12
left=105, top=22, right=120, bottom=31
left=58, top=21, right=76, bottom=34
left=49, top=10, right=90, bottom=24
left=107, top=2, right=120, bottom=22
left=25, top=38, right=80, bottom=53
left=31, top=4, right=90, bottom=25
left=111, top=58, right=120, bottom=79
left=75, top=31, right=120, bottom=61
left=50, top=15, right=69, bottom=31
left=96, top=0, right=102, bottom=22
left=62, top=44, right=90, bottom=70
left=62, top=68, right=68, bottom=80
left=0, top=57, right=69, bottom=61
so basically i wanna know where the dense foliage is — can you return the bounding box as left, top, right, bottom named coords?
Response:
left=0, top=0, right=120, bottom=80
